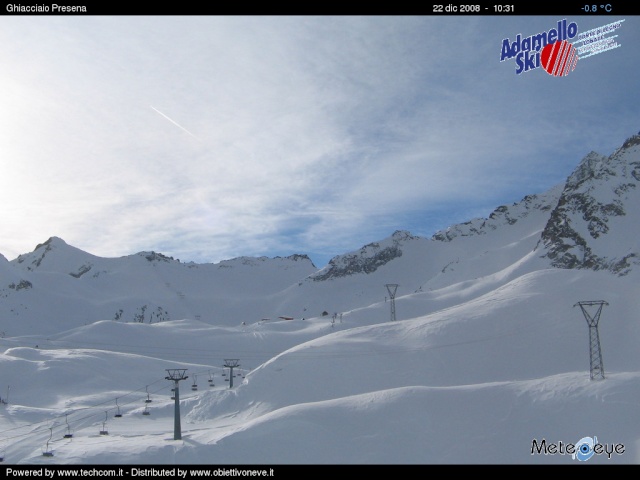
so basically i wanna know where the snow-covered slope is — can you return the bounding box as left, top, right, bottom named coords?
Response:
left=2, top=132, right=639, bottom=337
left=2, top=266, right=638, bottom=464
left=1, top=238, right=318, bottom=335
left=1, top=130, right=639, bottom=465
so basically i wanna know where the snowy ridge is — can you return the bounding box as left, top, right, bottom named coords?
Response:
left=540, top=132, right=640, bottom=275
left=1, top=133, right=638, bottom=337
left=310, top=230, right=418, bottom=281
left=1, top=130, right=640, bottom=464
left=432, top=185, right=563, bottom=242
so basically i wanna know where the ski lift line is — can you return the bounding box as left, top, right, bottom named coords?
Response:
left=58, top=383, right=168, bottom=425
left=77, top=368, right=213, bottom=408
left=0, top=365, right=285, bottom=445
left=0, top=373, right=198, bottom=439
left=0, top=408, right=110, bottom=443
left=0, top=419, right=86, bottom=445
left=0, top=382, right=196, bottom=445
left=0, top=376, right=177, bottom=432
left=0, top=334, right=562, bottom=450
left=0, top=318, right=528, bottom=447
left=2, top=322, right=541, bottom=440
left=0, top=321, right=520, bottom=440
left=63, top=381, right=166, bottom=424
left=52, top=370, right=214, bottom=427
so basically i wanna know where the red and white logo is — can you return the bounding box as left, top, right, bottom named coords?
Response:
left=540, top=40, right=579, bottom=77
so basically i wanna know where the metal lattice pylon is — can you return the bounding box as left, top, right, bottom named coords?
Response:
left=224, top=359, right=240, bottom=389
left=165, top=369, right=188, bottom=439
left=574, top=301, right=608, bottom=380
left=385, top=284, right=399, bottom=322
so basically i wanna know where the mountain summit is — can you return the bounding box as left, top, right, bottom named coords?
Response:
left=1, top=130, right=640, bottom=465
left=1, top=131, right=639, bottom=336
left=538, top=132, right=640, bottom=275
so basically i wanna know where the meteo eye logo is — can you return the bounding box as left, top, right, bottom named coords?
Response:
left=500, top=18, right=625, bottom=76
left=530, top=436, right=625, bottom=461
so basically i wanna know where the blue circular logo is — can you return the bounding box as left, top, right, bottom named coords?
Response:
left=573, top=436, right=596, bottom=461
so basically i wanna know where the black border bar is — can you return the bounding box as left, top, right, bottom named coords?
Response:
left=0, top=3, right=639, bottom=16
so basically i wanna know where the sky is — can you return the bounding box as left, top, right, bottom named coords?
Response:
left=1, top=13, right=639, bottom=268
left=1, top=134, right=639, bottom=467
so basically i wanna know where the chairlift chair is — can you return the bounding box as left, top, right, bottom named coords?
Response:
left=114, top=398, right=122, bottom=418
left=43, top=428, right=54, bottom=456
left=100, top=412, right=109, bottom=435
left=142, top=406, right=150, bottom=416
left=64, top=414, right=73, bottom=438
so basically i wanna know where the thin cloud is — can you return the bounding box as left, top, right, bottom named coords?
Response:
left=150, top=106, right=198, bottom=139
left=0, top=16, right=638, bottom=266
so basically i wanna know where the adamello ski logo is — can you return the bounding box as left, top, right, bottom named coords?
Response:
left=500, top=19, right=578, bottom=76
left=531, top=436, right=625, bottom=461
left=500, top=18, right=624, bottom=77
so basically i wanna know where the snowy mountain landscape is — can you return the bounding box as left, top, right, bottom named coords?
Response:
left=1, top=131, right=640, bottom=465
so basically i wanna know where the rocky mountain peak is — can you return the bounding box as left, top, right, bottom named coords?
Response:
left=432, top=185, right=563, bottom=243
left=539, top=131, right=640, bottom=275
left=284, top=254, right=316, bottom=268
left=565, top=151, right=609, bottom=188
left=310, top=230, right=417, bottom=282
left=14, top=236, right=68, bottom=270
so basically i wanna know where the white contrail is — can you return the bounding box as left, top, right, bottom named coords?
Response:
left=150, top=105, right=198, bottom=138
